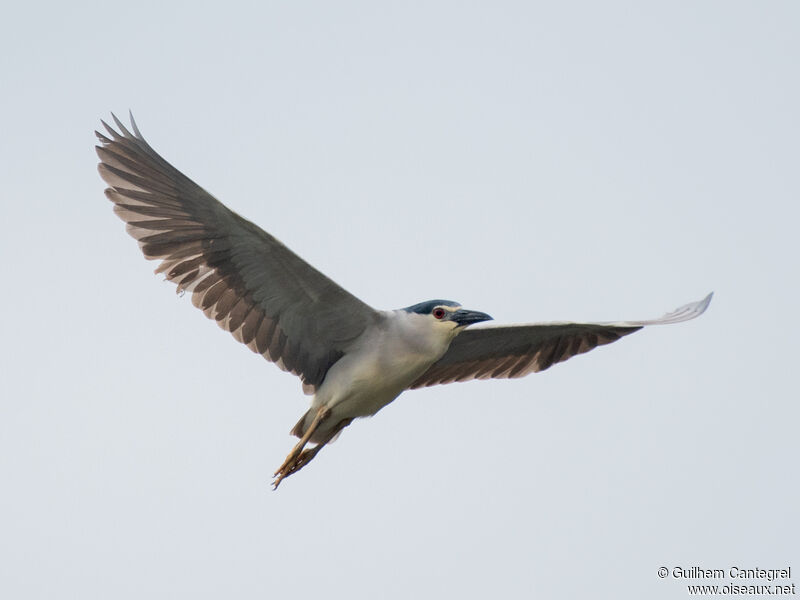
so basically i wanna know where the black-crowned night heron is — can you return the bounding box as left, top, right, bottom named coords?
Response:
left=97, top=114, right=712, bottom=488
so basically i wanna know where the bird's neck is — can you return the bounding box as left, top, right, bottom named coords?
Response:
left=386, top=310, right=459, bottom=359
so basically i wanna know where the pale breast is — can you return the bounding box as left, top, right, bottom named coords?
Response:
left=310, top=310, right=458, bottom=426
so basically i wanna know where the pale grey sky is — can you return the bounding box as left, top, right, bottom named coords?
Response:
left=2, top=2, right=798, bottom=599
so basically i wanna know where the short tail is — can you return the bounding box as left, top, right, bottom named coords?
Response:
left=290, top=410, right=311, bottom=438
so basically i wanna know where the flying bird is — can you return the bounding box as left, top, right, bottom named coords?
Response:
left=96, top=114, right=712, bottom=488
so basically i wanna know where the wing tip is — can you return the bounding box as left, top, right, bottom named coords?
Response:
left=98, top=110, right=142, bottom=142
left=679, top=291, right=714, bottom=319
left=695, top=291, right=713, bottom=316
left=128, top=110, right=143, bottom=139
left=642, top=291, right=714, bottom=326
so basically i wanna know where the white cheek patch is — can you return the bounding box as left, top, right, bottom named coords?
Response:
left=434, top=305, right=462, bottom=319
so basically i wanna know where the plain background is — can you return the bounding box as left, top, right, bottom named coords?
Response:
left=2, top=2, right=798, bottom=598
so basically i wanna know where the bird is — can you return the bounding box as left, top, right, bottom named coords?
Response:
left=96, top=113, right=712, bottom=488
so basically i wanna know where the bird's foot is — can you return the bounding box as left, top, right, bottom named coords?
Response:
left=271, top=407, right=331, bottom=490
left=272, top=445, right=324, bottom=489
left=271, top=416, right=354, bottom=490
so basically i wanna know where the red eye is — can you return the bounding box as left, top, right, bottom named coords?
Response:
left=433, top=308, right=446, bottom=320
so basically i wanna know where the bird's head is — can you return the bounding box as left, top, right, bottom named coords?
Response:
left=402, top=300, right=493, bottom=332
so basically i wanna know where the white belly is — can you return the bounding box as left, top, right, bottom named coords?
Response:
left=312, top=347, right=434, bottom=419
left=298, top=310, right=458, bottom=442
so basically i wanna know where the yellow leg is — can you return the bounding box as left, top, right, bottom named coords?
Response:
left=272, top=415, right=353, bottom=489
left=273, top=407, right=330, bottom=478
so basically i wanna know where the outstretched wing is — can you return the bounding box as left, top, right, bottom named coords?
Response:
left=97, top=113, right=380, bottom=394
left=409, top=293, right=712, bottom=388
